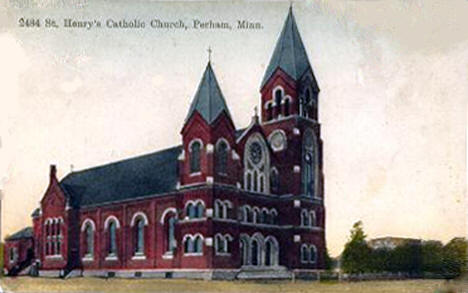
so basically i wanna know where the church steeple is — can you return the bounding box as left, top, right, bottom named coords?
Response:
left=185, top=62, right=232, bottom=125
left=261, top=7, right=315, bottom=89
left=260, top=7, right=320, bottom=122
left=180, top=61, right=237, bottom=188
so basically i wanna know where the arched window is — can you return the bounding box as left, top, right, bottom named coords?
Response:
left=303, top=89, right=311, bottom=117
left=265, top=238, right=279, bottom=266
left=301, top=210, right=310, bottom=227
left=166, top=216, right=176, bottom=253
left=244, top=135, right=270, bottom=193
left=214, top=200, right=222, bottom=218
left=251, top=239, right=260, bottom=266
left=302, top=129, right=317, bottom=197
left=240, top=237, right=249, bottom=266
left=260, top=210, right=268, bottom=224
left=271, top=209, right=278, bottom=225
left=196, top=202, right=204, bottom=218
left=284, top=98, right=290, bottom=117
left=266, top=103, right=273, bottom=121
left=194, top=235, right=203, bottom=254
left=108, top=221, right=117, bottom=256
left=246, top=172, right=252, bottom=191
left=253, top=208, right=261, bottom=224
left=186, top=203, right=195, bottom=218
left=184, top=236, right=194, bottom=253
left=309, top=245, right=317, bottom=263
left=190, top=140, right=201, bottom=173
left=215, top=234, right=226, bottom=254
left=310, top=211, right=316, bottom=227
left=134, top=218, right=145, bottom=255
left=300, top=244, right=309, bottom=263
left=215, top=140, right=228, bottom=175
left=270, top=168, right=279, bottom=194
left=85, top=224, right=94, bottom=257
left=274, top=89, right=283, bottom=116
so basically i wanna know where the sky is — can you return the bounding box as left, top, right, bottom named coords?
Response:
left=0, top=0, right=467, bottom=256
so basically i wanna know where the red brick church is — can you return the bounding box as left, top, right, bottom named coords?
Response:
left=5, top=8, right=326, bottom=279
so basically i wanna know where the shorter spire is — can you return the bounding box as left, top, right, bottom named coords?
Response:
left=185, top=62, right=232, bottom=125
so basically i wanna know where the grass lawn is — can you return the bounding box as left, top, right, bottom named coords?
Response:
left=1, top=277, right=467, bottom=293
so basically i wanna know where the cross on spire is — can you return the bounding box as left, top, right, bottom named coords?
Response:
left=207, top=46, right=212, bottom=62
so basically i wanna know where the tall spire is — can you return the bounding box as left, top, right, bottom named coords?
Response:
left=185, top=62, right=232, bottom=125
left=261, top=7, right=313, bottom=88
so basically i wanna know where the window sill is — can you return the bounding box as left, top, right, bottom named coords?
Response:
left=162, top=252, right=174, bottom=259
left=46, top=255, right=63, bottom=260
left=183, top=252, right=203, bottom=257
left=189, top=172, right=201, bottom=177
left=215, top=252, right=231, bottom=256
left=131, top=254, right=146, bottom=260
left=180, top=217, right=207, bottom=223
left=82, top=256, right=94, bottom=262
left=105, top=255, right=118, bottom=261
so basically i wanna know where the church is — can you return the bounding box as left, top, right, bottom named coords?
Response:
left=5, top=8, right=326, bottom=279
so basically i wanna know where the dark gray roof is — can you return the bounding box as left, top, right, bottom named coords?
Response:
left=185, top=62, right=232, bottom=125
left=261, top=8, right=312, bottom=88
left=60, top=146, right=181, bottom=207
left=6, top=227, right=33, bottom=241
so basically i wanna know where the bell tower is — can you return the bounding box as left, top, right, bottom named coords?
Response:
left=259, top=7, right=323, bottom=199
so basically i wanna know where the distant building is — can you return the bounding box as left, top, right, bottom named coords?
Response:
left=368, top=237, right=422, bottom=250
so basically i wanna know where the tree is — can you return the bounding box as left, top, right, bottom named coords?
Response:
left=421, top=240, right=444, bottom=274
left=324, top=248, right=334, bottom=271
left=341, top=221, right=372, bottom=274
left=442, top=237, right=467, bottom=279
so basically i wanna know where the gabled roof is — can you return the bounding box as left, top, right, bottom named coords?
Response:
left=261, top=7, right=312, bottom=88
left=185, top=62, right=232, bottom=125
left=60, top=146, right=181, bottom=207
left=6, top=227, right=33, bottom=241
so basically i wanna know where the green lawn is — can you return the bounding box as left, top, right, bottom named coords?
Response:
left=1, top=277, right=467, bottom=293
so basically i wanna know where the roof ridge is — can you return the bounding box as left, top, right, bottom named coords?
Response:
left=61, top=145, right=181, bottom=182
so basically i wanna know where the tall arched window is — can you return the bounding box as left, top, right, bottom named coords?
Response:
left=167, top=216, right=176, bottom=253
left=309, top=245, right=317, bottom=263
left=301, top=210, right=310, bottom=227
left=303, top=89, right=311, bottom=117
left=284, top=98, right=290, bottom=116
left=310, top=211, right=317, bottom=227
left=302, top=129, right=317, bottom=197
left=190, top=140, right=201, bottom=173
left=301, top=244, right=309, bottom=263
left=194, top=235, right=203, bottom=254
left=266, top=103, right=273, bottom=121
left=244, top=135, right=270, bottom=193
left=251, top=239, right=259, bottom=266
left=274, top=89, right=283, bottom=116
left=270, top=168, right=279, bottom=194
left=85, top=224, right=94, bottom=257
left=108, top=221, right=117, bottom=256
left=134, top=218, right=145, bottom=255
left=240, top=238, right=248, bottom=266
left=215, top=140, right=228, bottom=175
left=186, top=203, right=195, bottom=218
left=196, top=202, right=204, bottom=218
left=184, top=236, right=194, bottom=253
